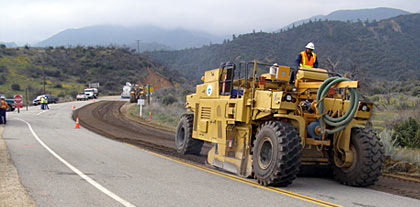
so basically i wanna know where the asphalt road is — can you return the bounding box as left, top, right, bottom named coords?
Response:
left=2, top=98, right=420, bottom=207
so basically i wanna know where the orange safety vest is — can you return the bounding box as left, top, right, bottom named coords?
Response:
left=300, top=51, right=317, bottom=68
left=0, top=100, right=7, bottom=109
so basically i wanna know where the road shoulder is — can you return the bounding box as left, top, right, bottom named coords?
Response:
left=0, top=126, right=36, bottom=207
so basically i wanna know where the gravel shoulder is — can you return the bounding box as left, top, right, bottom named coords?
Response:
left=0, top=126, right=36, bottom=207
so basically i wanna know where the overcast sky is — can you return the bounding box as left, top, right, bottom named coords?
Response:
left=0, top=0, right=419, bottom=45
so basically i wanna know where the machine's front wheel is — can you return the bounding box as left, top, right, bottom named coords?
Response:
left=333, top=128, right=385, bottom=186
left=253, top=121, right=302, bottom=186
left=175, top=114, right=203, bottom=155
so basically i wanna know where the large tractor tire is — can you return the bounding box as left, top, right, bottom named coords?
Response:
left=175, top=114, right=203, bottom=155
left=252, top=121, right=302, bottom=186
left=333, top=128, right=384, bottom=187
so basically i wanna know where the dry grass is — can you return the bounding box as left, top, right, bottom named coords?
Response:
left=127, top=100, right=186, bottom=131
left=379, top=129, right=420, bottom=167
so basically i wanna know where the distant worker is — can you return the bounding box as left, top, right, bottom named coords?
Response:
left=295, top=42, right=318, bottom=69
left=0, top=96, right=7, bottom=124
left=40, top=96, right=45, bottom=110
left=44, top=96, right=49, bottom=110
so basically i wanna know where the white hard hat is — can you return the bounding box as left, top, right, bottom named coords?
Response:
left=273, top=63, right=278, bottom=66
left=0, top=96, right=5, bottom=99
left=305, top=42, right=315, bottom=50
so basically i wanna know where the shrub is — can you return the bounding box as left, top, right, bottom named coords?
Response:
left=0, top=74, right=6, bottom=83
left=162, top=95, right=177, bottom=105
left=11, top=83, right=21, bottom=91
left=379, top=129, right=398, bottom=158
left=69, top=90, right=78, bottom=97
left=45, top=70, right=61, bottom=78
left=0, top=65, right=8, bottom=73
left=393, top=117, right=420, bottom=148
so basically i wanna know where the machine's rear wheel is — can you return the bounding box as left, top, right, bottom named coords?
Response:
left=253, top=121, right=302, bottom=186
left=333, top=128, right=384, bottom=186
left=175, top=114, right=203, bottom=155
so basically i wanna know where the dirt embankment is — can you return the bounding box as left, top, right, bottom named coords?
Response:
left=143, top=67, right=175, bottom=88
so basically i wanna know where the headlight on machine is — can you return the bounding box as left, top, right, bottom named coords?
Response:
left=281, top=93, right=296, bottom=103
left=286, top=94, right=292, bottom=101
left=359, top=103, right=370, bottom=112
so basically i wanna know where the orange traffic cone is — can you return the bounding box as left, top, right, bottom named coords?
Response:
left=75, top=117, right=80, bottom=129
left=149, top=112, right=152, bottom=122
left=72, top=105, right=76, bottom=110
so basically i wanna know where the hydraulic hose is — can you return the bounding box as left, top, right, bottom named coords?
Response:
left=316, top=77, right=359, bottom=134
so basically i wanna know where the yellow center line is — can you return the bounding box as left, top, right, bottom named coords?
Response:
left=125, top=143, right=342, bottom=207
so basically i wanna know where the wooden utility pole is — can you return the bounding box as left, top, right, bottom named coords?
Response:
left=136, top=40, right=140, bottom=53
left=42, top=54, right=46, bottom=94
left=43, top=68, right=46, bottom=94
left=25, top=88, right=29, bottom=111
left=147, top=85, right=150, bottom=105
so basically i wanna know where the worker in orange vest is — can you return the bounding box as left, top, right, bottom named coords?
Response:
left=295, top=42, right=318, bottom=69
left=0, top=96, right=8, bottom=124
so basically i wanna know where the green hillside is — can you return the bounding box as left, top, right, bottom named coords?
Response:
left=0, top=45, right=179, bottom=100
left=146, top=14, right=420, bottom=82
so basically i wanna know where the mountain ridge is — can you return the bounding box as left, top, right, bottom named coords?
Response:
left=282, top=7, right=410, bottom=30
left=146, top=13, right=420, bottom=82
left=35, top=25, right=224, bottom=51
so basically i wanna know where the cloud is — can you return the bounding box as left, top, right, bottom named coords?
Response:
left=0, top=0, right=418, bottom=44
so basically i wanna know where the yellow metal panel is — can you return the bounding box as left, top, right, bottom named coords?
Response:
left=354, top=102, right=373, bottom=119
left=272, top=92, right=297, bottom=110
left=271, top=92, right=284, bottom=109
left=233, top=98, right=247, bottom=122
left=322, top=98, right=351, bottom=113
left=196, top=82, right=220, bottom=98
left=280, top=101, right=296, bottom=110
left=254, top=91, right=272, bottom=110
left=276, top=66, right=290, bottom=81
left=204, top=68, right=221, bottom=83
left=199, top=120, right=208, bottom=133
left=296, top=68, right=328, bottom=81
left=297, top=81, right=359, bottom=91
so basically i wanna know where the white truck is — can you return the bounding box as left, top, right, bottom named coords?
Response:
left=121, top=82, right=132, bottom=98
left=84, top=88, right=98, bottom=99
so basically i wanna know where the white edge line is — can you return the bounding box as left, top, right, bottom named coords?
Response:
left=16, top=118, right=136, bottom=207
left=35, top=111, right=47, bottom=116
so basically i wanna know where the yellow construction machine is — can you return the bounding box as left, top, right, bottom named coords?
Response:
left=175, top=61, right=384, bottom=187
left=130, top=84, right=145, bottom=103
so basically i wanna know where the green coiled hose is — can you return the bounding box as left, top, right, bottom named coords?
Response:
left=316, top=77, right=359, bottom=134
